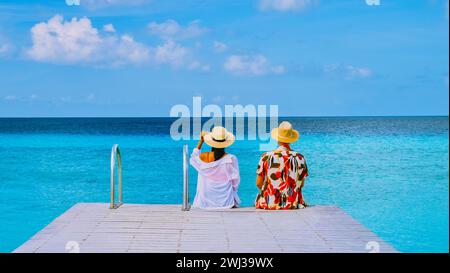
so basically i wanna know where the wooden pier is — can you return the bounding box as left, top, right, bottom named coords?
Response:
left=14, top=203, right=397, bottom=253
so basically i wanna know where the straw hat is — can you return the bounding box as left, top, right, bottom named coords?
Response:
left=271, top=121, right=299, bottom=143
left=204, top=126, right=235, bottom=148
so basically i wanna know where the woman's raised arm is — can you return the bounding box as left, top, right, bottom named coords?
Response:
left=196, top=131, right=207, bottom=150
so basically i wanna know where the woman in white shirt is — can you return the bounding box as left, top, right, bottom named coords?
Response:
left=190, top=126, right=240, bottom=209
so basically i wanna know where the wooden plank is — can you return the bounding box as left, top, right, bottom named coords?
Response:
left=13, top=203, right=397, bottom=253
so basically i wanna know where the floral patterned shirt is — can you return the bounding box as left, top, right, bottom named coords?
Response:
left=255, top=146, right=308, bottom=210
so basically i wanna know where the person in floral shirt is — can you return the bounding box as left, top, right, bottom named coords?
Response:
left=255, top=121, right=309, bottom=210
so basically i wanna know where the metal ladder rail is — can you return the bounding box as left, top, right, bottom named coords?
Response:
left=110, top=144, right=123, bottom=209
left=182, top=145, right=190, bottom=211
left=109, top=144, right=189, bottom=210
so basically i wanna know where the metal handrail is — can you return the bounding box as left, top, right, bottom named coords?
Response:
left=182, top=145, right=190, bottom=211
left=110, top=144, right=123, bottom=209
left=109, top=144, right=186, bottom=210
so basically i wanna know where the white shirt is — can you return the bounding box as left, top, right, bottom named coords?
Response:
left=190, top=148, right=241, bottom=209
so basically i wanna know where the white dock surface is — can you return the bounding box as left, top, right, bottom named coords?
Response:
left=14, top=203, right=397, bottom=253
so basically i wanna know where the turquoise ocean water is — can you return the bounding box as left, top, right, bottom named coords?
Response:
left=0, top=117, right=448, bottom=253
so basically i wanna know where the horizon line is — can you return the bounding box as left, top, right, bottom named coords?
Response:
left=0, top=115, right=448, bottom=119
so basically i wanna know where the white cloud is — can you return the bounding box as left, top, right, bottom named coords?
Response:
left=271, top=65, right=286, bottom=74
left=3, top=95, right=17, bottom=101
left=26, top=15, right=151, bottom=65
left=151, top=40, right=208, bottom=70
left=0, top=34, right=13, bottom=57
left=213, top=41, right=228, bottom=53
left=154, top=39, right=190, bottom=67
left=60, top=96, right=72, bottom=103
left=26, top=15, right=206, bottom=70
left=2, top=95, right=41, bottom=102
left=188, top=61, right=210, bottom=71
left=347, top=66, right=372, bottom=78
left=0, top=43, right=9, bottom=56
left=26, top=15, right=209, bottom=71
left=103, top=23, right=116, bottom=33
left=87, top=93, right=96, bottom=102
left=259, top=0, right=314, bottom=12
left=324, top=64, right=372, bottom=79
left=113, top=34, right=151, bottom=65
left=212, top=96, right=225, bottom=103
left=27, top=15, right=103, bottom=63
left=148, top=19, right=209, bottom=40
left=0, top=44, right=9, bottom=53
left=224, top=54, right=286, bottom=76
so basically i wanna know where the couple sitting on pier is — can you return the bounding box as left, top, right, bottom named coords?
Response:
left=190, top=121, right=309, bottom=210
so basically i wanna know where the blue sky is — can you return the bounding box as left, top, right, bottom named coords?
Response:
left=0, top=0, right=448, bottom=117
